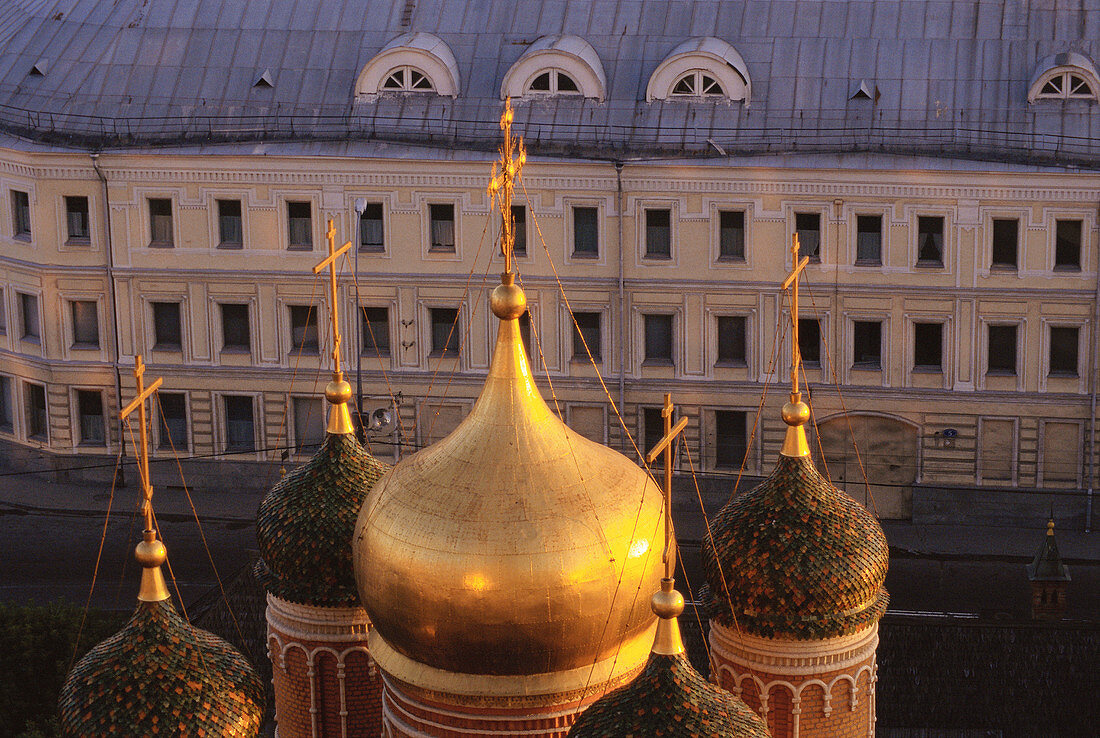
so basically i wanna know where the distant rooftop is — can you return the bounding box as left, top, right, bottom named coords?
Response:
left=1, top=0, right=1099, bottom=166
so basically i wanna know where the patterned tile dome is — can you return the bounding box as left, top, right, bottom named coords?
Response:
left=256, top=432, right=389, bottom=607
left=568, top=579, right=770, bottom=738
left=59, top=599, right=265, bottom=736
left=702, top=453, right=889, bottom=640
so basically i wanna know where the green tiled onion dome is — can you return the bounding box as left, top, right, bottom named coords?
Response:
left=568, top=652, right=771, bottom=738
left=569, top=579, right=770, bottom=738
left=702, top=453, right=889, bottom=640
left=59, top=599, right=265, bottom=737
left=256, top=432, right=389, bottom=607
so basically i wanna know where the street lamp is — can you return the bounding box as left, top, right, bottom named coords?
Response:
left=354, top=198, right=367, bottom=439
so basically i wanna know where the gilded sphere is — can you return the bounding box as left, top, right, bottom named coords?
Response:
left=325, top=379, right=353, bottom=405
left=353, top=320, right=664, bottom=677
left=134, top=538, right=167, bottom=568
left=651, top=581, right=685, bottom=619
left=490, top=282, right=526, bottom=319
left=781, top=400, right=811, bottom=426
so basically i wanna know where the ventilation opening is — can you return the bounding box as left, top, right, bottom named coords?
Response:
left=850, top=79, right=879, bottom=101
left=29, top=60, right=47, bottom=77
left=253, top=69, right=274, bottom=89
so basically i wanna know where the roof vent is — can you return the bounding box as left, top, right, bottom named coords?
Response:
left=29, top=60, right=48, bottom=77
left=253, top=69, right=274, bottom=89
left=850, top=79, right=879, bottom=101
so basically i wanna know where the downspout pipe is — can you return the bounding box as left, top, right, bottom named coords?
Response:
left=1087, top=207, right=1100, bottom=533
left=615, top=161, right=625, bottom=452
left=91, top=153, right=126, bottom=485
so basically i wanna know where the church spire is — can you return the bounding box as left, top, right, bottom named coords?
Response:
left=781, top=234, right=812, bottom=457
left=313, top=219, right=355, bottom=434
left=118, top=355, right=169, bottom=602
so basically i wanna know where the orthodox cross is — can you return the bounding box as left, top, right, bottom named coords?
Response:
left=487, top=97, right=526, bottom=274
left=781, top=234, right=810, bottom=404
left=644, top=393, right=689, bottom=579
left=313, top=218, right=353, bottom=380
left=119, top=355, right=163, bottom=532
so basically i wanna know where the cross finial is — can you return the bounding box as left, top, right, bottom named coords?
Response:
left=487, top=97, right=526, bottom=275
left=118, top=355, right=169, bottom=601
left=779, top=234, right=812, bottom=456
left=312, top=219, right=355, bottom=434
left=644, top=393, right=689, bottom=579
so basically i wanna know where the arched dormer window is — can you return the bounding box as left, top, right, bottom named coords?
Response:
left=356, top=32, right=459, bottom=98
left=647, top=37, right=750, bottom=103
left=1028, top=52, right=1099, bottom=103
left=500, top=35, right=606, bottom=101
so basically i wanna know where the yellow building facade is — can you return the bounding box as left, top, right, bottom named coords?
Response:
left=0, top=148, right=1095, bottom=517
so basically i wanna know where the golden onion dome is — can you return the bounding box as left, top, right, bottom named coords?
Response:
left=353, top=275, right=665, bottom=684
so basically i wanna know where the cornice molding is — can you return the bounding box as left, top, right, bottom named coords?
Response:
left=266, top=593, right=372, bottom=643
left=709, top=621, right=879, bottom=677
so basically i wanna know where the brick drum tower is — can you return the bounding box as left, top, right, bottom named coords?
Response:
left=703, top=241, right=890, bottom=738
left=256, top=234, right=390, bottom=737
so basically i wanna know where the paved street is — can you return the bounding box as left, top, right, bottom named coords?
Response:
left=1, top=468, right=1097, bottom=621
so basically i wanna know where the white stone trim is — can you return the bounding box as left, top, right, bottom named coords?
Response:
left=709, top=621, right=878, bottom=676
left=266, top=593, right=372, bottom=642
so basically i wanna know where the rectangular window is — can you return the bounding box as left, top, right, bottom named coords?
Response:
left=643, top=407, right=668, bottom=460
left=428, top=203, right=455, bottom=252
left=217, top=199, right=243, bottom=248
left=716, top=316, right=747, bottom=365
left=645, top=209, right=671, bottom=259
left=714, top=410, right=748, bottom=470
left=0, top=376, right=12, bottom=433
left=223, top=395, right=255, bottom=452
left=1055, top=219, right=1082, bottom=270
left=643, top=314, right=674, bottom=365
left=76, top=390, right=105, bottom=446
left=991, top=218, right=1018, bottom=269
left=518, top=311, right=533, bottom=360
left=987, top=325, right=1017, bottom=374
left=798, top=317, right=820, bottom=365
left=856, top=215, right=882, bottom=264
left=24, top=382, right=47, bottom=440
left=220, top=303, right=250, bottom=351
left=287, top=201, right=312, bottom=250
left=361, top=307, right=390, bottom=357
left=20, top=293, right=39, bottom=342
left=430, top=308, right=460, bottom=355
left=1049, top=326, right=1079, bottom=377
left=511, top=205, right=527, bottom=256
left=572, top=312, right=601, bottom=361
left=65, top=196, right=90, bottom=241
left=795, top=212, right=821, bottom=261
left=293, top=397, right=324, bottom=453
left=852, top=321, right=882, bottom=369
left=0, top=288, right=5, bottom=334
left=151, top=302, right=182, bottom=350
left=913, top=322, right=943, bottom=371
left=157, top=392, right=188, bottom=451
left=11, top=190, right=30, bottom=239
left=148, top=198, right=173, bottom=247
left=980, top=418, right=1015, bottom=482
left=916, top=216, right=944, bottom=265
left=70, top=301, right=99, bottom=348
left=360, top=202, right=384, bottom=252
left=289, top=305, right=319, bottom=354
left=1042, top=422, right=1080, bottom=485
left=718, top=210, right=745, bottom=260
left=573, top=206, right=598, bottom=257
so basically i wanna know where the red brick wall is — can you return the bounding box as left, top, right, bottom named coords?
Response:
left=716, top=653, right=876, bottom=738
left=269, top=625, right=383, bottom=738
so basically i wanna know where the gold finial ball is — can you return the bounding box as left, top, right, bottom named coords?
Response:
left=491, top=281, right=526, bottom=320
left=651, top=578, right=685, bottom=619
left=135, top=537, right=167, bottom=568
left=782, top=400, right=811, bottom=427
left=325, top=378, right=353, bottom=405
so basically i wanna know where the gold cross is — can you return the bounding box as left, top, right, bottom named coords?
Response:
left=487, top=97, right=526, bottom=274
left=644, top=393, right=689, bottom=578
left=312, top=218, right=353, bottom=379
left=119, top=355, right=163, bottom=531
left=781, top=234, right=810, bottom=402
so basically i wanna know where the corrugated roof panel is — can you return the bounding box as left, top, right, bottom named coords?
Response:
left=976, top=2, right=1004, bottom=40
left=613, top=0, right=644, bottom=37
left=688, top=1, right=719, bottom=37
left=793, top=1, right=823, bottom=38
left=869, top=1, right=899, bottom=39
left=945, top=1, right=974, bottom=40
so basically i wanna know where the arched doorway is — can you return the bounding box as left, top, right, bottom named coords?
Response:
left=814, top=414, right=918, bottom=519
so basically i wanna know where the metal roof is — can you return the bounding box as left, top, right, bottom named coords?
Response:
left=0, top=0, right=1098, bottom=166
